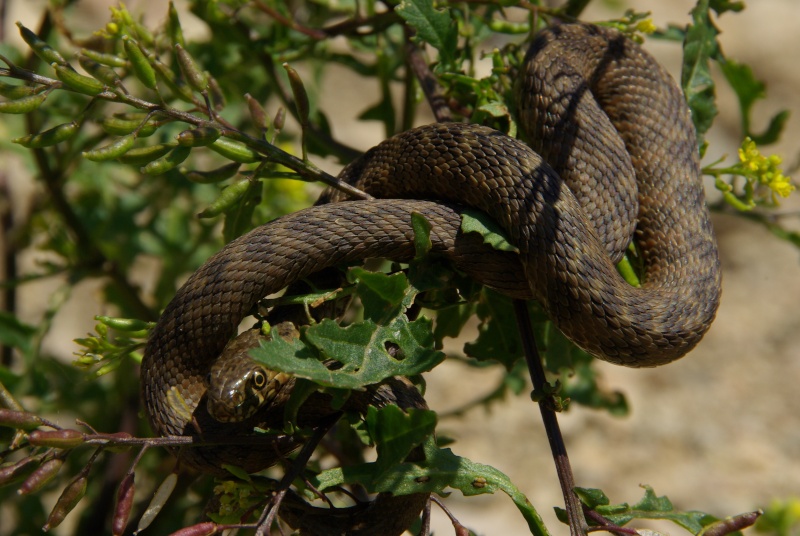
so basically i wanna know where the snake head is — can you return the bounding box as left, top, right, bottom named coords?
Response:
left=206, top=363, right=287, bottom=422
left=205, top=328, right=292, bottom=423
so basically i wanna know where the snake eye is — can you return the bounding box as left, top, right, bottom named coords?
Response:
left=251, top=368, right=267, bottom=389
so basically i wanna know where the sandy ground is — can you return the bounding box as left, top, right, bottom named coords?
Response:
left=3, top=0, right=800, bottom=535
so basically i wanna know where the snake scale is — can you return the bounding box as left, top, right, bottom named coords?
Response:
left=141, top=23, right=721, bottom=534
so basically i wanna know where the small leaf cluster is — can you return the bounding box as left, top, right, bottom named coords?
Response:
left=72, top=316, right=154, bottom=377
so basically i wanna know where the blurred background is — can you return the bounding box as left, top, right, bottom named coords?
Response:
left=2, top=0, right=799, bottom=534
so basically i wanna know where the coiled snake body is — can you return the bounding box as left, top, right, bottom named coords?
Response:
left=142, top=23, right=721, bottom=534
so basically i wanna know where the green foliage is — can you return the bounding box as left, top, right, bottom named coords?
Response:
left=397, top=0, right=459, bottom=69
left=682, top=0, right=722, bottom=152
left=558, top=486, right=755, bottom=535
left=673, top=0, right=794, bottom=211
left=0, top=0, right=794, bottom=535
left=460, top=209, right=520, bottom=253
left=755, top=497, right=800, bottom=536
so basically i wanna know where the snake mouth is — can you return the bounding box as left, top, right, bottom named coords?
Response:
left=206, top=399, right=240, bottom=423
left=206, top=390, right=252, bottom=423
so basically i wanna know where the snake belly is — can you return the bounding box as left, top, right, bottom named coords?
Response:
left=141, top=22, right=721, bottom=534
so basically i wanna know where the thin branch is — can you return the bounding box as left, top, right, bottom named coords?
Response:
left=254, top=413, right=341, bottom=536
left=404, top=30, right=452, bottom=123
left=322, top=11, right=400, bottom=38
left=514, top=299, right=588, bottom=536
left=252, top=1, right=328, bottom=40
left=0, top=64, right=370, bottom=200
left=582, top=508, right=639, bottom=536
left=431, top=495, right=470, bottom=535
left=0, top=174, right=15, bottom=367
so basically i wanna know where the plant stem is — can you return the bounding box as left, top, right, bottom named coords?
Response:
left=0, top=174, right=15, bottom=367
left=405, top=29, right=452, bottom=123
left=513, top=299, right=588, bottom=536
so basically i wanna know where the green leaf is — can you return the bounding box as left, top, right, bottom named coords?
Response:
left=559, top=357, right=629, bottom=416
left=312, top=442, right=550, bottom=536
left=682, top=0, right=720, bottom=148
left=615, top=254, right=641, bottom=287
left=252, top=268, right=443, bottom=390
left=460, top=209, right=519, bottom=253
left=477, top=100, right=512, bottom=121
left=433, top=301, right=476, bottom=342
left=349, top=267, right=410, bottom=323
left=748, top=110, right=790, bottom=146
left=396, top=0, right=458, bottom=68
left=410, top=212, right=433, bottom=260
left=358, top=95, right=395, bottom=126
left=709, top=0, right=745, bottom=14
left=755, top=497, right=800, bottom=536
left=365, top=405, right=436, bottom=473
left=463, top=289, right=523, bottom=368
left=574, top=487, right=610, bottom=509
left=221, top=464, right=252, bottom=482
left=311, top=316, right=443, bottom=379
left=719, top=58, right=789, bottom=144
left=581, top=485, right=722, bottom=534
left=251, top=316, right=444, bottom=390
left=0, top=311, right=36, bottom=357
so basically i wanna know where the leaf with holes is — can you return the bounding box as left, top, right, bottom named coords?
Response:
left=251, top=269, right=444, bottom=390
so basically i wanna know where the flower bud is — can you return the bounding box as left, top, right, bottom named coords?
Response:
left=111, top=472, right=135, bottom=536
left=13, top=121, right=79, bottom=149
left=18, top=457, right=64, bottom=495
left=42, top=473, right=88, bottom=530
left=122, top=36, right=157, bottom=90
left=28, top=429, right=85, bottom=449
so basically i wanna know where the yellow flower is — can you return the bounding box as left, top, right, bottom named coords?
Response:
left=635, top=19, right=657, bottom=35
left=737, top=137, right=795, bottom=201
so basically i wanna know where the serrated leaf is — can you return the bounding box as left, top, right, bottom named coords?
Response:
left=682, top=0, right=720, bottom=147
left=250, top=316, right=444, bottom=390
left=719, top=58, right=763, bottom=130
left=396, top=0, right=458, bottom=68
left=460, top=209, right=519, bottom=253
left=252, top=268, right=443, bottom=391
left=590, top=485, right=721, bottom=534
left=312, top=443, right=549, bottom=536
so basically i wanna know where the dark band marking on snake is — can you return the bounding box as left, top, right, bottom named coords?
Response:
left=141, top=23, right=721, bottom=534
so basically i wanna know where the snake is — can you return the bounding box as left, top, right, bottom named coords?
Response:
left=141, top=23, right=721, bottom=534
